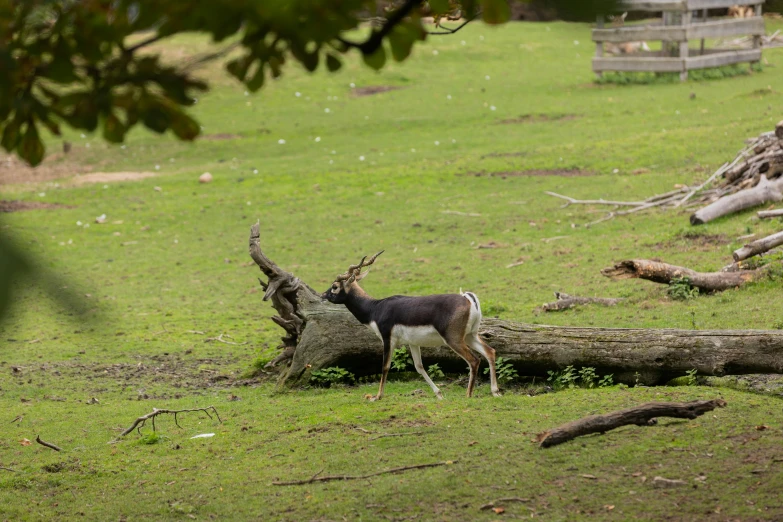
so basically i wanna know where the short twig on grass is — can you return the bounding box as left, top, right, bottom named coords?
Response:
left=480, top=498, right=531, bottom=510
left=368, top=431, right=424, bottom=441
left=36, top=435, right=62, bottom=452
left=271, top=460, right=457, bottom=486
left=205, top=333, right=247, bottom=346
left=1, top=466, right=16, bottom=472
left=116, top=406, right=222, bottom=438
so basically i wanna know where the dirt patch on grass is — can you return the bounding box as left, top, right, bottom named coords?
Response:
left=0, top=151, right=91, bottom=185
left=652, top=231, right=730, bottom=251
left=0, top=200, right=75, bottom=213
left=200, top=133, right=240, bottom=141
left=498, top=113, right=579, bottom=124
left=467, top=168, right=593, bottom=178
left=352, top=85, right=404, bottom=97
left=72, top=172, right=157, bottom=184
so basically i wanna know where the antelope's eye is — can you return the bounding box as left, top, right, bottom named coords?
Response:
left=331, top=284, right=339, bottom=293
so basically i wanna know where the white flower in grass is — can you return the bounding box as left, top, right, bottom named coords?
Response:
left=434, top=141, right=440, bottom=146
left=315, top=137, right=321, bottom=142
left=485, top=75, right=490, bottom=80
left=295, top=92, right=301, bottom=97
left=324, top=108, right=331, bottom=113
left=359, top=156, right=365, bottom=161
left=278, top=139, right=286, bottom=145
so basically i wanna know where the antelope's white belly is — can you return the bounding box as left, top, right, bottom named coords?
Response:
left=391, top=324, right=446, bottom=348
left=367, top=322, right=446, bottom=347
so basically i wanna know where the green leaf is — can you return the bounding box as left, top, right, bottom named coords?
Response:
left=1, top=119, right=21, bottom=152
left=428, top=0, right=452, bottom=14
left=169, top=110, right=200, bottom=141
left=18, top=121, right=45, bottom=166
left=245, top=63, right=265, bottom=92
left=142, top=107, right=170, bottom=134
left=481, top=0, right=511, bottom=24
left=103, top=113, right=126, bottom=143
left=388, top=19, right=425, bottom=62
left=226, top=55, right=254, bottom=82
left=325, top=53, right=342, bottom=72
left=362, top=45, right=387, bottom=71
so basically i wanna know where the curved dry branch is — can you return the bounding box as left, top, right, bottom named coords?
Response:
left=117, top=406, right=221, bottom=438
left=537, top=399, right=727, bottom=448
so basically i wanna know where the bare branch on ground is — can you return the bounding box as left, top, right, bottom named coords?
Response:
left=538, top=292, right=624, bottom=312
left=116, top=406, right=221, bottom=438
left=272, top=460, right=457, bottom=486
left=480, top=498, right=531, bottom=510
left=536, top=399, right=727, bottom=448
left=35, top=435, right=62, bottom=452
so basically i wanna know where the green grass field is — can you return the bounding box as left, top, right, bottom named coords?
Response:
left=2, top=20, right=783, bottom=520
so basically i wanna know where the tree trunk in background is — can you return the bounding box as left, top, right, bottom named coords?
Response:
left=249, top=226, right=783, bottom=388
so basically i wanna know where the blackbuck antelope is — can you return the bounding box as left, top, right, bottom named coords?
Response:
left=322, top=251, right=500, bottom=400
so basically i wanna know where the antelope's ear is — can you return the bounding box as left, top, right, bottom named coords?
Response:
left=355, top=269, right=371, bottom=282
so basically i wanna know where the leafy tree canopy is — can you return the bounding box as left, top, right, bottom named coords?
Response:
left=0, top=0, right=618, bottom=324
left=0, top=0, right=618, bottom=166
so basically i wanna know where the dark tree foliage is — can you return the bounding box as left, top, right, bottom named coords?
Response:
left=0, top=0, right=618, bottom=322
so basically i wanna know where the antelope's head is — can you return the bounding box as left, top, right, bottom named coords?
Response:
left=322, top=251, right=383, bottom=304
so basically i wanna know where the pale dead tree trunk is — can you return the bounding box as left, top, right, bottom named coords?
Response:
left=248, top=226, right=783, bottom=388
left=690, top=175, right=783, bottom=225
left=601, top=259, right=772, bottom=292
left=758, top=209, right=783, bottom=219
left=537, top=292, right=623, bottom=312
left=733, top=231, right=783, bottom=262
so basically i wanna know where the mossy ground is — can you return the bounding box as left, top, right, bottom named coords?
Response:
left=2, top=20, right=783, bottom=521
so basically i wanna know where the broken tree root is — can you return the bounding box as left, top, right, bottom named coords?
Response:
left=536, top=399, right=727, bottom=448
left=35, top=435, right=62, bottom=452
left=601, top=259, right=772, bottom=292
left=271, top=460, right=457, bottom=486
left=117, top=406, right=222, bottom=438
left=537, top=292, right=624, bottom=312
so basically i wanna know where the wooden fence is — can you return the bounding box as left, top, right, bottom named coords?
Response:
left=593, top=0, right=765, bottom=80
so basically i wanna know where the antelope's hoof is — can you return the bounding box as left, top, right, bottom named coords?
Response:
left=366, top=394, right=381, bottom=402
left=435, top=392, right=444, bottom=400
left=492, top=391, right=503, bottom=398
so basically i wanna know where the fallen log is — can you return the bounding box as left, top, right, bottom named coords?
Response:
left=537, top=292, right=623, bottom=312
left=248, top=226, right=783, bottom=388
left=733, top=230, right=783, bottom=262
left=600, top=258, right=772, bottom=292
left=690, top=175, right=783, bottom=225
left=758, top=209, right=783, bottom=219
left=536, top=399, right=726, bottom=448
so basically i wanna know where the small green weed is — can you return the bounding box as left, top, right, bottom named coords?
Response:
left=547, top=365, right=613, bottom=390
left=668, top=277, right=699, bottom=301
left=137, top=432, right=162, bottom=445
left=686, top=368, right=698, bottom=386
left=486, top=356, right=518, bottom=384
left=427, top=363, right=445, bottom=379
left=310, top=366, right=355, bottom=387
left=391, top=347, right=413, bottom=371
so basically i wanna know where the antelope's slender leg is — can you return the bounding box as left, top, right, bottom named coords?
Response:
left=443, top=336, right=480, bottom=397
left=409, top=345, right=443, bottom=400
left=468, top=335, right=501, bottom=397
left=373, top=337, right=395, bottom=401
